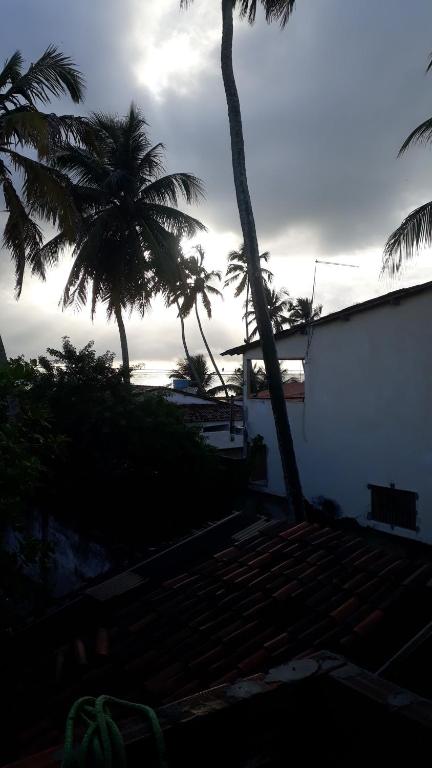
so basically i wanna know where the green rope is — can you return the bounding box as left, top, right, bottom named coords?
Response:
left=62, top=695, right=167, bottom=768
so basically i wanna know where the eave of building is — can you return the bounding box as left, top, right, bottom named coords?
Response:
left=221, top=279, right=432, bottom=357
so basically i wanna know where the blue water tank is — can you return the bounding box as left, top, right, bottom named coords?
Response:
left=172, top=379, right=192, bottom=391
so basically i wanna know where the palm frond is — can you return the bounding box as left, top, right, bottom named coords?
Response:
left=7, top=150, right=79, bottom=238
left=32, top=230, right=72, bottom=269
left=382, top=200, right=432, bottom=275
left=201, top=291, right=212, bottom=318
left=138, top=143, right=166, bottom=179
left=233, top=273, right=248, bottom=296
left=206, top=284, right=223, bottom=297
left=2, top=177, right=43, bottom=295
left=141, top=172, right=205, bottom=206
left=139, top=202, right=206, bottom=238
left=55, top=144, right=107, bottom=188
left=3, top=45, right=84, bottom=105
left=238, top=0, right=296, bottom=27
left=399, top=115, right=432, bottom=155
left=0, top=51, right=23, bottom=92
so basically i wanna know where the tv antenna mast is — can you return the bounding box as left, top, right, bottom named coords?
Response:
left=311, top=259, right=360, bottom=310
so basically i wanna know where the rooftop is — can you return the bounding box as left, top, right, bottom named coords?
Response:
left=176, top=402, right=243, bottom=423
left=7, top=651, right=432, bottom=768
left=222, top=279, right=432, bottom=356
left=5, top=516, right=432, bottom=764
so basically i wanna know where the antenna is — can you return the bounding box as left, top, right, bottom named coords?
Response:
left=311, top=259, right=359, bottom=309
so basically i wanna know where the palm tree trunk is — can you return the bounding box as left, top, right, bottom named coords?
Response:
left=245, top=278, right=250, bottom=342
left=113, top=302, right=130, bottom=383
left=195, top=300, right=229, bottom=399
left=176, top=299, right=205, bottom=396
left=221, top=0, right=303, bottom=520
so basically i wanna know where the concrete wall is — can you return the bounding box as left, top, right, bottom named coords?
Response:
left=201, top=421, right=243, bottom=451
left=243, top=290, right=432, bottom=543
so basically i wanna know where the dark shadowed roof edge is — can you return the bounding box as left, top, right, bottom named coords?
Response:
left=221, top=278, right=432, bottom=356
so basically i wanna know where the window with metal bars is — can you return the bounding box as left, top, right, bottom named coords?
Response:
left=368, top=484, right=418, bottom=531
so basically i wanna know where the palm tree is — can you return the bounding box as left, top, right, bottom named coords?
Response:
left=181, top=245, right=229, bottom=398
left=170, top=354, right=215, bottom=391
left=210, top=362, right=266, bottom=396
left=163, top=242, right=206, bottom=396
left=288, top=297, right=322, bottom=326
left=383, top=54, right=432, bottom=273
left=0, top=336, right=7, bottom=368
left=247, top=287, right=291, bottom=340
left=225, top=243, right=273, bottom=341
left=33, top=105, right=205, bottom=382
left=0, top=46, right=85, bottom=296
left=181, top=0, right=303, bottom=519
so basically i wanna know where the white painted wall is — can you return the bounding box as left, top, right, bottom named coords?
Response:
left=243, top=290, right=432, bottom=543
left=201, top=422, right=243, bottom=450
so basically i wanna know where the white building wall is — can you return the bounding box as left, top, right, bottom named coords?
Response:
left=243, top=291, right=432, bottom=543
left=201, top=422, right=243, bottom=450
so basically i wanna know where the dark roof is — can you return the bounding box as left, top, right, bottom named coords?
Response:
left=222, top=279, right=432, bottom=356
left=133, top=385, right=228, bottom=405
left=177, top=402, right=243, bottom=423
left=7, top=519, right=432, bottom=762
left=8, top=651, right=432, bottom=768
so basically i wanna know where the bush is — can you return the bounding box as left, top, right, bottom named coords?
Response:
left=1, top=339, right=239, bottom=550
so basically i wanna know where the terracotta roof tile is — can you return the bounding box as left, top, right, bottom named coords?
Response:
left=353, top=610, right=385, bottom=637
left=10, top=518, right=432, bottom=763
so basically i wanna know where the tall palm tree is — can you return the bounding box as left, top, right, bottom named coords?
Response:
left=0, top=336, right=7, bottom=368
left=383, top=55, right=432, bottom=273
left=182, top=245, right=229, bottom=398
left=225, top=242, right=273, bottom=341
left=170, top=353, right=215, bottom=391
left=0, top=46, right=85, bottom=296
left=247, top=287, right=291, bottom=340
left=288, top=297, right=323, bottom=326
left=33, top=105, right=205, bottom=382
left=163, top=241, right=206, bottom=396
left=181, top=0, right=303, bottom=519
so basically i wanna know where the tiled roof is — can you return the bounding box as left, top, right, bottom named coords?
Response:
left=177, top=403, right=243, bottom=423
left=6, top=520, right=432, bottom=761
left=8, top=651, right=432, bottom=768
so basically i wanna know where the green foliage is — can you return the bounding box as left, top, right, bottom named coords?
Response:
left=0, top=357, right=63, bottom=519
left=0, top=46, right=85, bottom=296
left=246, top=286, right=291, bottom=339
left=383, top=53, right=432, bottom=274
left=1, top=338, right=240, bottom=549
left=170, top=353, right=215, bottom=390
left=34, top=105, right=205, bottom=324
left=287, top=297, right=322, bottom=326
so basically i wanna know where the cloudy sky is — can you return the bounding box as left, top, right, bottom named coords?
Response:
left=1, top=0, right=432, bottom=382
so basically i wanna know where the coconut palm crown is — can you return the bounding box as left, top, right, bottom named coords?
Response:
left=383, top=53, right=432, bottom=274
left=32, top=105, right=205, bottom=378
left=0, top=46, right=85, bottom=296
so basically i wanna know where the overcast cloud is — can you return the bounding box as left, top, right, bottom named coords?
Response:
left=1, top=0, right=432, bottom=377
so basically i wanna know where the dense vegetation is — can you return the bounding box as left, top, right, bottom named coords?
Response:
left=0, top=339, right=245, bottom=569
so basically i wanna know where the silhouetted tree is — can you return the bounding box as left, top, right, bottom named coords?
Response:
left=225, top=243, right=273, bottom=341
left=181, top=0, right=303, bottom=518
left=33, top=106, right=205, bottom=381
